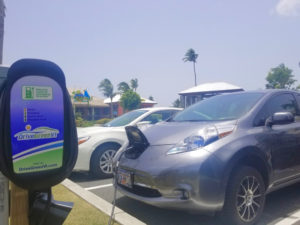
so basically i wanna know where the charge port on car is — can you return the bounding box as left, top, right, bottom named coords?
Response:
left=173, top=189, right=189, bottom=200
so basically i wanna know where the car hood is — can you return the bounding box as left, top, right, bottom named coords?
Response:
left=142, top=120, right=237, bottom=145
left=77, top=126, right=125, bottom=137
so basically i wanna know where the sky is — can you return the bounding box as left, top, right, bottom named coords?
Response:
left=3, top=0, right=300, bottom=106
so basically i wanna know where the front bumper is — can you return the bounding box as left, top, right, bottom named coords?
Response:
left=115, top=145, right=225, bottom=214
left=73, top=143, right=92, bottom=171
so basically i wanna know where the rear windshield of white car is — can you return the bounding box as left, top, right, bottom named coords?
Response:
left=104, top=110, right=148, bottom=127
left=172, top=93, right=263, bottom=122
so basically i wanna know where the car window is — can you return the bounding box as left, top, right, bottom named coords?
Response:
left=173, top=93, right=263, bottom=122
left=254, top=93, right=299, bottom=127
left=295, top=94, right=300, bottom=109
left=104, top=110, right=148, bottom=127
left=141, top=110, right=179, bottom=124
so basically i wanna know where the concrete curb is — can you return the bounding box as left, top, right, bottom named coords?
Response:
left=62, top=179, right=146, bottom=225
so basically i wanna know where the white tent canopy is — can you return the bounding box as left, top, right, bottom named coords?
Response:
left=179, top=82, right=244, bottom=108
left=179, top=82, right=243, bottom=95
left=104, top=94, right=157, bottom=104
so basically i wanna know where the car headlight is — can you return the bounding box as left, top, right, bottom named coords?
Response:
left=78, top=136, right=90, bottom=145
left=167, top=125, right=235, bottom=155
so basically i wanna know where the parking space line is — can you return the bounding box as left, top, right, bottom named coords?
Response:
left=274, top=210, right=300, bottom=225
left=84, top=183, right=113, bottom=191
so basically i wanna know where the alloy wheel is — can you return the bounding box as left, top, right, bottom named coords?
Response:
left=99, top=149, right=116, bottom=174
left=236, top=176, right=262, bottom=222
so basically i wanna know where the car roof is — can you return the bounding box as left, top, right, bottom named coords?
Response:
left=220, top=89, right=300, bottom=97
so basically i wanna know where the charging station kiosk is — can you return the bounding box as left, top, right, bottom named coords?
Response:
left=0, top=59, right=78, bottom=225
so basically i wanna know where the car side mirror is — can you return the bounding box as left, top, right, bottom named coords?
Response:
left=265, top=112, right=295, bottom=127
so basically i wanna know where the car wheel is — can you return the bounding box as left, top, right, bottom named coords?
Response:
left=90, top=143, right=120, bottom=179
left=221, top=166, right=266, bottom=225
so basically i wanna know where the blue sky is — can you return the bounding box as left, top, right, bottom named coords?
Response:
left=3, top=0, right=300, bottom=106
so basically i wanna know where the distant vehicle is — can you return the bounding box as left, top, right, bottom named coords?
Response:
left=74, top=107, right=182, bottom=178
left=115, top=90, right=300, bottom=225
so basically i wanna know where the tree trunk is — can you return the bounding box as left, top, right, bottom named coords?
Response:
left=193, top=62, right=197, bottom=86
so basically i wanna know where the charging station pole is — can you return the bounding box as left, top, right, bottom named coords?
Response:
left=0, top=173, right=9, bottom=225
left=0, top=66, right=9, bottom=225
left=10, top=183, right=29, bottom=225
left=0, top=66, right=29, bottom=225
left=0, top=2, right=8, bottom=221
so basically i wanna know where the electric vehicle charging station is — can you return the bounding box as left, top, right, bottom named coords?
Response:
left=0, top=59, right=78, bottom=225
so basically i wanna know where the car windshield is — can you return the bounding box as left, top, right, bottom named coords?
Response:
left=104, top=110, right=148, bottom=127
left=172, top=93, right=263, bottom=122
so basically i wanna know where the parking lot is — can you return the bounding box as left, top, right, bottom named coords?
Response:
left=70, top=172, right=300, bottom=225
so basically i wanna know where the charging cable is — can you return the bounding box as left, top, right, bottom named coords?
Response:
left=108, top=151, right=125, bottom=225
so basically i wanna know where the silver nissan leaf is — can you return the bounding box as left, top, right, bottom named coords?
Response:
left=114, top=90, right=300, bottom=225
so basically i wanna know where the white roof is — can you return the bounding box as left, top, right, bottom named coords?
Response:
left=104, top=94, right=157, bottom=104
left=179, top=82, right=243, bottom=95
left=104, top=94, right=121, bottom=103
left=141, top=97, right=157, bottom=104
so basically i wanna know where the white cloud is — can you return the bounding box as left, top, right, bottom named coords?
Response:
left=276, top=0, right=300, bottom=16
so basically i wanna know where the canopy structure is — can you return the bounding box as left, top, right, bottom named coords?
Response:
left=179, top=82, right=244, bottom=108
left=104, top=94, right=156, bottom=104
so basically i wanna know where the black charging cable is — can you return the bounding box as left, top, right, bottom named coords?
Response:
left=108, top=150, right=126, bottom=225
left=37, top=188, right=52, bottom=225
left=29, top=188, right=52, bottom=225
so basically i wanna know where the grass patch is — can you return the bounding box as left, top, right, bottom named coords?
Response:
left=52, top=184, right=119, bottom=225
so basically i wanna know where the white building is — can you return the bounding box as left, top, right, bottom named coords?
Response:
left=179, top=82, right=244, bottom=108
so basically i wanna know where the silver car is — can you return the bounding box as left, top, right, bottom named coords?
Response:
left=114, top=90, right=300, bottom=225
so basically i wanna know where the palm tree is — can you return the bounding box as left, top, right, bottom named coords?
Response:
left=98, top=79, right=116, bottom=118
left=172, top=98, right=181, bottom=108
left=183, top=48, right=198, bottom=86
left=117, top=81, right=130, bottom=94
left=130, top=78, right=138, bottom=92
left=0, top=0, right=5, bottom=64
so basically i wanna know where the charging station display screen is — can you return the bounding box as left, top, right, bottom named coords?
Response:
left=10, top=76, right=64, bottom=174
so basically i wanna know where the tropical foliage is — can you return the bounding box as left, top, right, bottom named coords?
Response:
left=75, top=112, right=95, bottom=127
left=130, top=78, right=138, bottom=92
left=183, top=48, right=198, bottom=86
left=266, top=64, right=296, bottom=89
left=120, top=89, right=141, bottom=111
left=117, top=81, right=130, bottom=93
left=96, top=118, right=112, bottom=124
left=98, top=78, right=116, bottom=118
left=172, top=98, right=181, bottom=107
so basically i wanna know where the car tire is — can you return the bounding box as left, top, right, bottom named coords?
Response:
left=90, top=143, right=120, bottom=179
left=221, top=166, right=266, bottom=225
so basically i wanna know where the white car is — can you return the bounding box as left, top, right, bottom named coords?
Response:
left=74, top=107, right=182, bottom=178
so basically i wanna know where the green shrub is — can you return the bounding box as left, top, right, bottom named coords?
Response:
left=96, top=118, right=112, bottom=124
left=75, top=112, right=82, bottom=120
left=75, top=117, right=84, bottom=127
left=76, top=118, right=97, bottom=127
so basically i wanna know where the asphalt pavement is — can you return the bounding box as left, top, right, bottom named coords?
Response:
left=69, top=172, right=300, bottom=225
